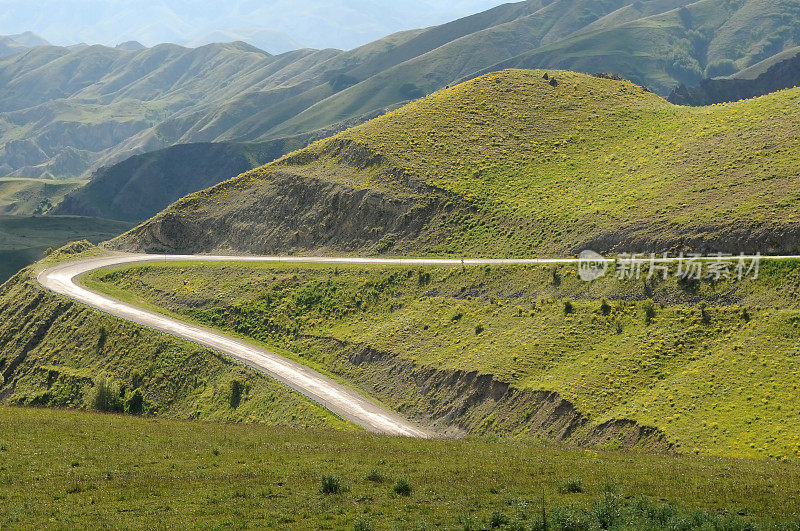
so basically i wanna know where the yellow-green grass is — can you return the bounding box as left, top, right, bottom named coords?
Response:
left=0, top=177, right=86, bottom=216
left=2, top=405, right=800, bottom=529
left=86, top=258, right=800, bottom=460
left=124, top=70, right=800, bottom=257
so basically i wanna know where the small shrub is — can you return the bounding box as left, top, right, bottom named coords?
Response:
left=393, top=477, right=412, bottom=496
left=125, top=388, right=144, bottom=415
left=475, top=324, right=485, bottom=335
left=551, top=267, right=561, bottom=286
left=600, top=298, right=612, bottom=316
left=320, top=474, right=341, bottom=494
left=563, top=300, right=574, bottom=315
left=451, top=311, right=464, bottom=322
left=365, top=468, right=385, bottom=483
left=229, top=379, right=244, bottom=408
left=698, top=302, right=711, bottom=324
left=614, top=320, right=624, bottom=334
left=641, top=299, right=656, bottom=324
left=489, top=510, right=510, bottom=528
left=740, top=308, right=751, bottom=322
left=352, top=517, right=374, bottom=531
left=559, top=477, right=584, bottom=494
left=89, top=377, right=123, bottom=413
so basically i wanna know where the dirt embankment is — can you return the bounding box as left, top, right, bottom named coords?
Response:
left=313, top=337, right=673, bottom=452
left=110, top=138, right=466, bottom=256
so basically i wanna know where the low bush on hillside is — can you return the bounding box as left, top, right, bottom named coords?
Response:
left=321, top=474, right=342, bottom=494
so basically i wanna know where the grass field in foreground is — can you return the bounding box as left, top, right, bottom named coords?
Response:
left=85, top=258, right=800, bottom=460
left=2, top=406, right=800, bottom=529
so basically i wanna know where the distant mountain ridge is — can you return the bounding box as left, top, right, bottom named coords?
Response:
left=0, top=32, right=50, bottom=58
left=1, top=0, right=799, bottom=179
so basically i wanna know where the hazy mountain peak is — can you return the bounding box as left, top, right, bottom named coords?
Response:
left=115, top=41, right=146, bottom=51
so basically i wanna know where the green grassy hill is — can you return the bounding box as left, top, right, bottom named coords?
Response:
left=114, top=69, right=800, bottom=258
left=0, top=177, right=85, bottom=216
left=471, top=0, right=800, bottom=96
left=3, top=405, right=800, bottom=528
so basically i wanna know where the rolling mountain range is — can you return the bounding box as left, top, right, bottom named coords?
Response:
left=0, top=1, right=506, bottom=53
left=2, top=0, right=799, bottom=181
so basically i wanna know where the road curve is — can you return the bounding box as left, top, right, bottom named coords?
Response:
left=36, top=252, right=785, bottom=436
left=37, top=254, right=443, bottom=438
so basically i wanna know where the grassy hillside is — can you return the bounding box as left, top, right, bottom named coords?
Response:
left=115, top=69, right=800, bottom=258
left=3, top=0, right=798, bottom=179
left=0, top=249, right=349, bottom=429
left=0, top=216, right=131, bottom=283
left=0, top=177, right=85, bottom=216
left=3, top=406, right=800, bottom=528
left=85, top=258, right=800, bottom=460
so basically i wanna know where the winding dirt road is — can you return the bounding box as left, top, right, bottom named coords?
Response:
left=36, top=252, right=776, bottom=437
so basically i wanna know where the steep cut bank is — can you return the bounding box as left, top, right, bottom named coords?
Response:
left=114, top=69, right=800, bottom=257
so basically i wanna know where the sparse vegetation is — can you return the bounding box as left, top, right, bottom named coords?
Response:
left=558, top=477, right=584, bottom=494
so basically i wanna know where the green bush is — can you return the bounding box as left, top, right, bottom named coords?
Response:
left=393, top=477, right=412, bottom=496
left=600, top=298, right=612, bottom=316
left=352, top=517, right=374, bottom=531
left=125, top=388, right=144, bottom=415
left=475, top=324, right=485, bottom=335
left=558, top=477, right=584, bottom=493
left=641, top=299, right=656, bottom=324
left=365, top=468, right=385, bottom=483
left=320, top=474, right=342, bottom=494
left=229, top=379, right=244, bottom=408
left=563, top=300, right=574, bottom=315
left=489, top=510, right=510, bottom=528
left=89, top=377, right=123, bottom=413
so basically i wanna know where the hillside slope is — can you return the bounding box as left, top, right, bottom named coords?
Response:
left=469, top=0, right=800, bottom=96
left=114, top=69, right=800, bottom=257
left=0, top=246, right=348, bottom=429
